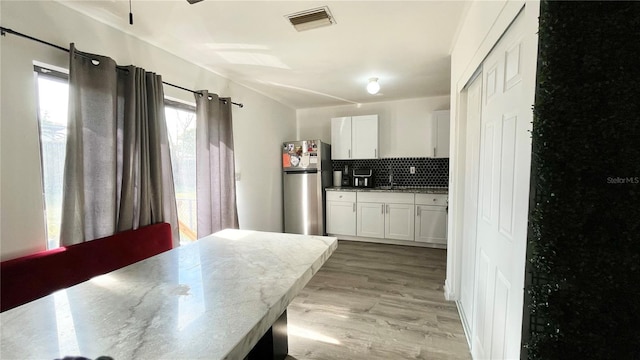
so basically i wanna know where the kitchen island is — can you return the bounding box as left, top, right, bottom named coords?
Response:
left=0, top=229, right=337, bottom=359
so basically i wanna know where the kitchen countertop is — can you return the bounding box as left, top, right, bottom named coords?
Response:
left=0, top=229, right=337, bottom=359
left=326, top=186, right=448, bottom=194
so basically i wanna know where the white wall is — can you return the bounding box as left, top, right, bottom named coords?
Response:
left=296, top=96, right=450, bottom=157
left=0, top=1, right=295, bottom=260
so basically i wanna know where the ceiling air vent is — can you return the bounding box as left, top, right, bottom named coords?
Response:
left=286, top=6, right=336, bottom=32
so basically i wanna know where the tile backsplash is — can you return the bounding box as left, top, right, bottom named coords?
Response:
left=332, top=157, right=449, bottom=188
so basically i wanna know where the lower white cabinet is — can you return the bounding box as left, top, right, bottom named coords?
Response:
left=415, top=194, right=448, bottom=244
left=326, top=190, right=447, bottom=247
left=356, top=202, right=385, bottom=238
left=357, top=192, right=414, bottom=241
left=385, top=203, right=415, bottom=241
left=326, top=191, right=356, bottom=236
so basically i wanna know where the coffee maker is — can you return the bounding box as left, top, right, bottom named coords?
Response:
left=353, top=169, right=374, bottom=188
left=341, top=164, right=351, bottom=186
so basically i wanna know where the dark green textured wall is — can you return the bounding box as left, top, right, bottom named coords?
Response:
left=525, top=1, right=640, bottom=359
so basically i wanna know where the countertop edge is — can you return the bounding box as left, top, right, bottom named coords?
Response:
left=325, top=187, right=448, bottom=194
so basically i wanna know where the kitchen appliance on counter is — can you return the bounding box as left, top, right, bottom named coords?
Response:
left=282, top=140, right=331, bottom=235
left=341, top=164, right=351, bottom=186
left=353, top=169, right=374, bottom=188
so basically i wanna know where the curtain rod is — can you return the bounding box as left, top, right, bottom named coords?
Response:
left=0, top=26, right=244, bottom=108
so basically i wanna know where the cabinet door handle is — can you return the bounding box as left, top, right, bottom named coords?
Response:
left=381, top=204, right=384, bottom=214
left=434, top=147, right=437, bottom=157
left=353, top=202, right=356, bottom=212
left=417, top=207, right=421, bottom=216
left=374, top=149, right=377, bottom=158
left=386, top=204, right=390, bottom=213
left=348, top=149, right=351, bottom=158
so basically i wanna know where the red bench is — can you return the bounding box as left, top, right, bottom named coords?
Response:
left=0, top=222, right=173, bottom=312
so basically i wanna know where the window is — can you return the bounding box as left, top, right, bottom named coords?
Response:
left=35, top=65, right=198, bottom=247
left=164, top=100, right=198, bottom=244
left=35, top=65, right=69, bottom=249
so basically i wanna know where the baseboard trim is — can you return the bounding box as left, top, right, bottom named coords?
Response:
left=443, top=279, right=455, bottom=300
left=329, top=234, right=447, bottom=249
left=455, top=300, right=473, bottom=351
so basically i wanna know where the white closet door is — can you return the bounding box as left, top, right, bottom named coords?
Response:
left=472, top=8, right=537, bottom=359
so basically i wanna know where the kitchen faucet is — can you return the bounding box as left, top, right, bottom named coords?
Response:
left=388, top=166, right=394, bottom=188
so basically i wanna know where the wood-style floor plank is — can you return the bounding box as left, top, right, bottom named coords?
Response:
left=286, top=240, right=471, bottom=360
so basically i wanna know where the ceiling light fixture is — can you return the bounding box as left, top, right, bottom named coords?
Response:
left=367, top=78, right=380, bottom=95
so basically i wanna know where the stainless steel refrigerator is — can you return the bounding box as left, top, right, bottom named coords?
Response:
left=282, top=140, right=331, bottom=235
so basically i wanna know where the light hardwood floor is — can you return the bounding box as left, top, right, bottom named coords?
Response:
left=286, top=240, right=471, bottom=360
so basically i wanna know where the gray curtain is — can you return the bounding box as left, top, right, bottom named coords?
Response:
left=60, top=44, right=179, bottom=247
left=195, top=91, right=239, bottom=237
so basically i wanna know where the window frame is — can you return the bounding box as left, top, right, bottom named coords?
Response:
left=34, top=65, right=69, bottom=248
left=34, top=65, right=200, bottom=247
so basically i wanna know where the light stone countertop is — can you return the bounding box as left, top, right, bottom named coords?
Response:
left=326, top=186, right=448, bottom=195
left=0, top=229, right=337, bottom=359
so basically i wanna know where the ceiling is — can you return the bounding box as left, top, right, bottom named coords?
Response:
left=57, top=1, right=469, bottom=109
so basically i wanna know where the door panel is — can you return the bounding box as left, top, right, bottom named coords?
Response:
left=331, top=117, right=351, bottom=159
left=491, top=270, right=511, bottom=359
left=357, top=202, right=385, bottom=238
left=283, top=172, right=320, bottom=235
left=434, top=111, right=451, bottom=158
left=499, top=113, right=518, bottom=237
left=352, top=115, right=378, bottom=159
left=460, top=73, right=483, bottom=333
left=474, top=249, right=491, bottom=359
left=472, top=9, right=535, bottom=359
left=327, top=201, right=356, bottom=236
left=385, top=203, right=414, bottom=241
left=415, top=205, right=447, bottom=244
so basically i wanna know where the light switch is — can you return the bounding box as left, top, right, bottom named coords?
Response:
left=410, top=166, right=416, bottom=174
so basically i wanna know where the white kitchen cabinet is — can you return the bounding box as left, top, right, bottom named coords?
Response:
left=326, top=191, right=356, bottom=236
left=357, top=192, right=414, bottom=241
left=330, top=115, right=378, bottom=160
left=415, top=194, right=448, bottom=244
left=430, top=110, right=450, bottom=158
left=351, top=115, right=379, bottom=159
left=330, top=117, right=352, bottom=160
left=385, top=203, right=415, bottom=241
left=356, top=202, right=385, bottom=238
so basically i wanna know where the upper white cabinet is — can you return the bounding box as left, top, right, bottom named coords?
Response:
left=331, top=115, right=378, bottom=160
left=430, top=110, right=450, bottom=158
left=330, top=117, right=352, bottom=159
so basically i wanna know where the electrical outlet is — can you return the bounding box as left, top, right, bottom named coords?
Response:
left=410, top=166, right=416, bottom=174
